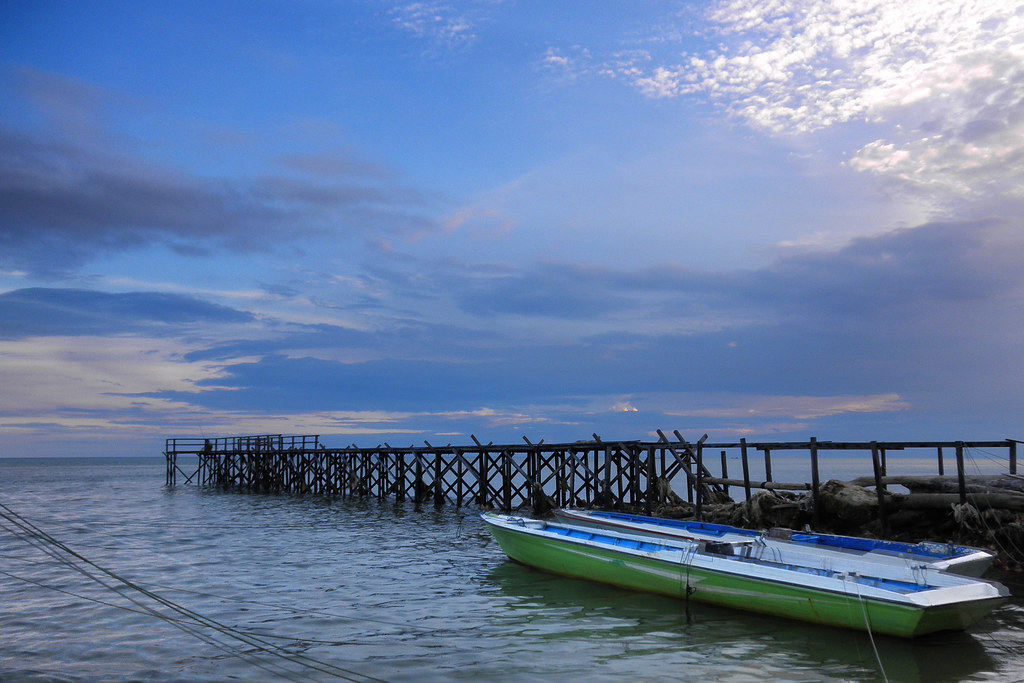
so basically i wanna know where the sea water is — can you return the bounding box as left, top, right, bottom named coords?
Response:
left=1, top=457, right=1022, bottom=682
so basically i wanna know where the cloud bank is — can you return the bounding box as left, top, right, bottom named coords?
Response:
left=602, top=0, right=1024, bottom=204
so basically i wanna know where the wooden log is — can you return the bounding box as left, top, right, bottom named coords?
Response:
left=700, top=477, right=810, bottom=491
left=848, top=473, right=1024, bottom=495
left=896, top=492, right=1024, bottom=511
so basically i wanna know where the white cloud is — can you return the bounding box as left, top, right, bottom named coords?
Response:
left=537, top=46, right=596, bottom=85
left=664, top=393, right=910, bottom=421
left=390, top=2, right=477, bottom=48
left=0, top=336, right=243, bottom=416
left=696, top=0, right=1022, bottom=132
left=0, top=332, right=561, bottom=444
left=603, top=1, right=1024, bottom=202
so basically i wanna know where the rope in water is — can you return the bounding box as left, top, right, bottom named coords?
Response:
left=0, top=502, right=385, bottom=682
left=851, top=576, right=888, bottom=683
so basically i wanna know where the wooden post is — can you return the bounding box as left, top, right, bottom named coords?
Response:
left=502, top=450, right=512, bottom=512
left=523, top=446, right=533, bottom=511
left=401, top=450, right=409, bottom=500
left=626, top=445, right=636, bottom=505
left=166, top=451, right=175, bottom=486
left=569, top=449, right=578, bottom=507
left=956, top=442, right=967, bottom=506
left=556, top=450, right=566, bottom=508
left=763, top=448, right=773, bottom=483
left=809, top=437, right=820, bottom=527
left=740, top=438, right=751, bottom=510
left=376, top=455, right=385, bottom=499
left=478, top=450, right=489, bottom=507
left=695, top=440, right=704, bottom=521
left=645, top=445, right=656, bottom=515
left=660, top=445, right=666, bottom=491
left=1010, top=440, right=1018, bottom=476
left=871, top=442, right=887, bottom=530
left=615, top=446, right=625, bottom=504
left=434, top=450, right=443, bottom=507
left=603, top=444, right=612, bottom=508
left=414, top=456, right=424, bottom=506
left=936, top=446, right=944, bottom=476
left=720, top=450, right=729, bottom=497
left=455, top=449, right=464, bottom=508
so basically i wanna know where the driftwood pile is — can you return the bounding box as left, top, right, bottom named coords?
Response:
left=646, top=475, right=1024, bottom=571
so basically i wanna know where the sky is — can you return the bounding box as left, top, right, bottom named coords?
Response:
left=1, top=0, right=1023, bottom=457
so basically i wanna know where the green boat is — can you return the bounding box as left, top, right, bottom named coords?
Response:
left=481, top=512, right=1008, bottom=638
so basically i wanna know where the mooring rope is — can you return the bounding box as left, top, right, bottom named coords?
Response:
left=849, top=576, right=888, bottom=683
left=2, top=520, right=505, bottom=641
left=0, top=502, right=386, bottom=682
left=680, top=542, right=698, bottom=624
left=0, top=515, right=311, bottom=682
left=0, top=513, right=336, bottom=682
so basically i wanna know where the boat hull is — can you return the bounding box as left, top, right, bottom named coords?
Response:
left=483, top=514, right=1006, bottom=639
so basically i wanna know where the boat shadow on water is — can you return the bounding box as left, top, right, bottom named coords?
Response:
left=483, top=561, right=1003, bottom=683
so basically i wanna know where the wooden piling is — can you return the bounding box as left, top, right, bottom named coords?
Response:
left=695, top=440, right=704, bottom=521
left=720, top=450, right=729, bottom=498
left=164, top=434, right=1021, bottom=526
left=956, top=442, right=967, bottom=506
left=871, top=441, right=887, bottom=531
left=645, top=445, right=656, bottom=515
left=740, top=438, right=751, bottom=512
left=809, top=437, right=820, bottom=527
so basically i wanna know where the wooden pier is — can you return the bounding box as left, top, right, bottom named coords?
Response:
left=164, top=432, right=1020, bottom=518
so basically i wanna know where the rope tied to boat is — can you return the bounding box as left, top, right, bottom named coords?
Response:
left=847, top=573, right=889, bottom=683
left=681, top=543, right=698, bottom=623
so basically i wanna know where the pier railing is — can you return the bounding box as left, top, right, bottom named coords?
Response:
left=164, top=432, right=1020, bottom=517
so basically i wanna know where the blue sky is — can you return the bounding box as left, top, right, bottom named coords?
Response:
left=2, top=0, right=1022, bottom=457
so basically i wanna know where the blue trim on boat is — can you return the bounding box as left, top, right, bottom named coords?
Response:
left=524, top=517, right=935, bottom=594
left=587, top=510, right=760, bottom=538
left=546, top=524, right=670, bottom=552
left=585, top=510, right=970, bottom=559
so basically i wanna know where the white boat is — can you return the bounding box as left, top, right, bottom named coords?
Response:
left=552, top=508, right=996, bottom=577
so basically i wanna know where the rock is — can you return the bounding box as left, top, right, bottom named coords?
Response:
left=817, top=479, right=881, bottom=532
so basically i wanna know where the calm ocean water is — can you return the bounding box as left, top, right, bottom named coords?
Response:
left=2, top=456, right=1023, bottom=682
